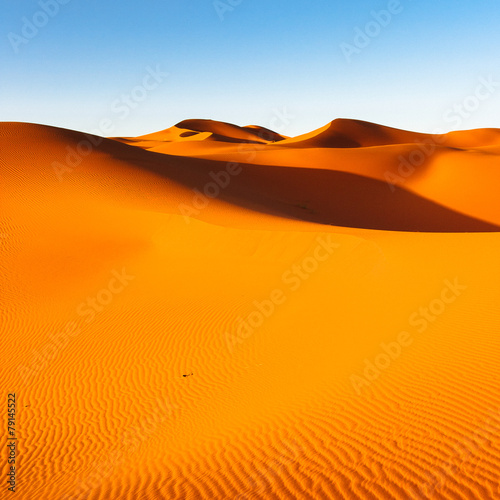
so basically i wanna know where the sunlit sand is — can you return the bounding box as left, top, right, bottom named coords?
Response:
left=1, top=119, right=499, bottom=499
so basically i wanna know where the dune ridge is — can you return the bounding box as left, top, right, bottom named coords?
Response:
left=113, top=118, right=500, bottom=229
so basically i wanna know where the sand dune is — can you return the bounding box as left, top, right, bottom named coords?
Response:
left=274, top=118, right=435, bottom=148
left=125, top=119, right=500, bottom=228
left=274, top=118, right=500, bottom=150
left=115, top=119, right=287, bottom=153
left=1, top=119, right=499, bottom=500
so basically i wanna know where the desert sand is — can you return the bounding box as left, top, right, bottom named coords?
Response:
left=1, top=118, right=499, bottom=499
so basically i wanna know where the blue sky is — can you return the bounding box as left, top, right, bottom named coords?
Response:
left=1, top=0, right=500, bottom=137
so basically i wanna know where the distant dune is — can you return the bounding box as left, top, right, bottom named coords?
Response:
left=113, top=118, right=500, bottom=230
left=1, top=119, right=499, bottom=500
left=116, top=118, right=288, bottom=150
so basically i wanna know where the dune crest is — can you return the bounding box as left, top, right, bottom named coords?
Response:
left=275, top=118, right=431, bottom=148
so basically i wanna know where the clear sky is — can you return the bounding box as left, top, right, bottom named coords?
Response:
left=1, top=0, right=500, bottom=137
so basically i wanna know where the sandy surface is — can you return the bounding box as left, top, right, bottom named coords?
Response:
left=1, top=119, right=499, bottom=499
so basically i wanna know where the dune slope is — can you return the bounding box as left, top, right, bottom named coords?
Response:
left=1, top=120, right=499, bottom=500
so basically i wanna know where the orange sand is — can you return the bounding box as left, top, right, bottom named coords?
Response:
left=1, top=119, right=499, bottom=499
